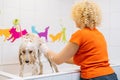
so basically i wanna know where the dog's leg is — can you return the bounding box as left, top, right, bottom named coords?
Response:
left=51, top=62, right=59, bottom=72
left=32, top=64, right=37, bottom=75
left=7, top=35, right=13, bottom=40
left=19, top=64, right=24, bottom=77
left=44, top=54, right=58, bottom=72
left=39, top=60, right=43, bottom=75
left=32, top=62, right=39, bottom=75
left=32, top=60, right=42, bottom=75
left=49, top=59, right=59, bottom=72
left=38, top=49, right=43, bottom=75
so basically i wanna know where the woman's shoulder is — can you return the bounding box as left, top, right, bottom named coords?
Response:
left=73, top=28, right=89, bottom=33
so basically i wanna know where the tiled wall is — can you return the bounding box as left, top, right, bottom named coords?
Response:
left=0, top=0, right=76, bottom=64
left=109, top=0, right=120, bottom=65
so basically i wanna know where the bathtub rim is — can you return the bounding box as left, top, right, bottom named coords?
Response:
left=0, top=64, right=120, bottom=80
left=22, top=64, right=120, bottom=80
left=23, top=69, right=80, bottom=80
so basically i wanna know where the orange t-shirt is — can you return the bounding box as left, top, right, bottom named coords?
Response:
left=69, top=27, right=114, bottom=79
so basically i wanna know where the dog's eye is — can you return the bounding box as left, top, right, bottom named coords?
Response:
left=22, top=50, right=26, bottom=54
left=29, top=51, right=33, bottom=54
left=20, top=53, right=22, bottom=55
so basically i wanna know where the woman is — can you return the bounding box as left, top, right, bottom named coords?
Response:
left=40, top=0, right=118, bottom=80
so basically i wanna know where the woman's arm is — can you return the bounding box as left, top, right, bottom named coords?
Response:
left=65, top=57, right=74, bottom=64
left=47, top=42, right=79, bottom=65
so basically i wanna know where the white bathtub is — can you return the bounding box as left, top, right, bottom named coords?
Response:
left=0, top=63, right=120, bottom=80
left=0, top=62, right=80, bottom=80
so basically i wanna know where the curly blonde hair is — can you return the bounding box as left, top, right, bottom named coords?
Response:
left=72, top=0, right=102, bottom=29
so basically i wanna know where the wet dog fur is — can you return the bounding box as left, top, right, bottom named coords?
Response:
left=19, top=33, right=58, bottom=77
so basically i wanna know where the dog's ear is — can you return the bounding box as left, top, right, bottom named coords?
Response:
left=19, top=49, right=23, bottom=65
left=31, top=50, right=37, bottom=64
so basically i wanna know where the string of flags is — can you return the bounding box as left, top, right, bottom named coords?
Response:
left=0, top=19, right=67, bottom=43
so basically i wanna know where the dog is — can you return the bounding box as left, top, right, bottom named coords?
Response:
left=31, top=26, right=49, bottom=42
left=49, top=32, right=63, bottom=42
left=0, top=28, right=11, bottom=41
left=8, top=27, right=28, bottom=42
left=19, top=33, right=58, bottom=77
left=38, top=26, right=49, bottom=42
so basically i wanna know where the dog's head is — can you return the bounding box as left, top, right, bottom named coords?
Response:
left=19, top=33, right=44, bottom=65
left=19, top=42, right=38, bottom=65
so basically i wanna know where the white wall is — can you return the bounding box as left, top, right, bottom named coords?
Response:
left=0, top=0, right=120, bottom=65
left=109, top=0, right=120, bottom=64
left=0, top=0, right=76, bottom=64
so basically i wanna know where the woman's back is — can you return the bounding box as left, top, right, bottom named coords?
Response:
left=70, top=27, right=114, bottom=78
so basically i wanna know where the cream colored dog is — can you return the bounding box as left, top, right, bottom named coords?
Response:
left=19, top=33, right=58, bottom=77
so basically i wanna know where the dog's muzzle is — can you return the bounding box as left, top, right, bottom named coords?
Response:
left=25, top=60, right=29, bottom=63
